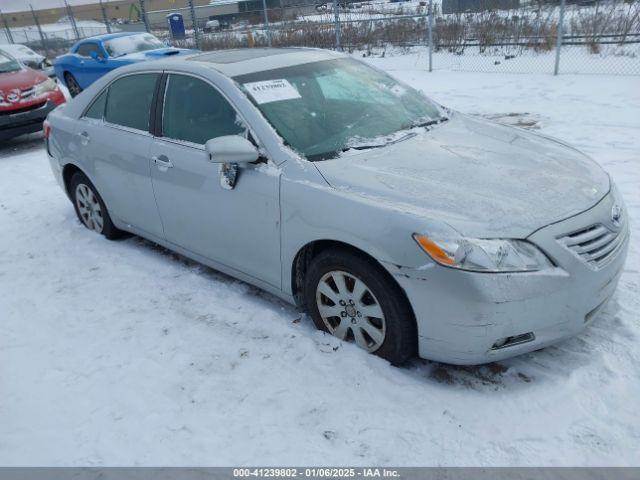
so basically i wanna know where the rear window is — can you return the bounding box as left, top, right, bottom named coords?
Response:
left=105, top=74, right=158, bottom=132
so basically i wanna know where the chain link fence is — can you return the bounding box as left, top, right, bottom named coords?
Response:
left=0, top=1, right=147, bottom=58
left=1, top=0, right=638, bottom=75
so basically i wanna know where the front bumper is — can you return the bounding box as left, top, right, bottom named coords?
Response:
left=390, top=191, right=629, bottom=365
left=0, top=99, right=59, bottom=141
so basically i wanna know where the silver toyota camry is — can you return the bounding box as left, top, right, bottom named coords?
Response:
left=45, top=48, right=629, bottom=365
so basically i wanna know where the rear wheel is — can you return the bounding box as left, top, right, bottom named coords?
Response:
left=70, top=172, right=122, bottom=240
left=304, top=249, right=416, bottom=365
left=64, top=72, right=82, bottom=97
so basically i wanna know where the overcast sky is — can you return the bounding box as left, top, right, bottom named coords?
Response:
left=1, top=0, right=109, bottom=14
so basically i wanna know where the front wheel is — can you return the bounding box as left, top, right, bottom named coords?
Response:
left=304, top=249, right=417, bottom=365
left=64, top=72, right=82, bottom=97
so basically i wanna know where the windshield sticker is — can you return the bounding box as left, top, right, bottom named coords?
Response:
left=243, top=79, right=301, bottom=104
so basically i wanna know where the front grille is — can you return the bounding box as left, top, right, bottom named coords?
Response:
left=20, top=86, right=35, bottom=100
left=558, top=223, right=626, bottom=269
left=0, top=100, right=46, bottom=116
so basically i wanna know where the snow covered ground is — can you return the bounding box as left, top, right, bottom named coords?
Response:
left=1, top=55, right=639, bottom=466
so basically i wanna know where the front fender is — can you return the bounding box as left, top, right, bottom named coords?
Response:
left=280, top=165, right=439, bottom=296
left=53, top=56, right=72, bottom=84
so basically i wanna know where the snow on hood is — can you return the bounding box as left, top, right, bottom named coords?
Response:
left=314, top=113, right=610, bottom=239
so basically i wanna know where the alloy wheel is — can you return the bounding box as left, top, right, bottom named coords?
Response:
left=75, top=183, right=104, bottom=233
left=315, top=270, right=386, bottom=352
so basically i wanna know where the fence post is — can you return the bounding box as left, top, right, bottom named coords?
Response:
left=428, top=0, right=433, bottom=72
left=29, top=5, right=49, bottom=57
left=262, top=0, right=272, bottom=47
left=187, top=0, right=200, bottom=50
left=554, top=0, right=565, bottom=75
left=64, top=0, right=80, bottom=40
left=0, top=10, right=14, bottom=43
left=100, top=0, right=112, bottom=34
left=333, top=0, right=341, bottom=51
left=139, top=0, right=149, bottom=32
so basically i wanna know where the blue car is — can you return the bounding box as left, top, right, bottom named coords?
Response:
left=54, top=32, right=196, bottom=97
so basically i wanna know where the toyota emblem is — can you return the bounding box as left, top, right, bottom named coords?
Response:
left=7, top=92, right=20, bottom=103
left=611, top=204, right=623, bottom=228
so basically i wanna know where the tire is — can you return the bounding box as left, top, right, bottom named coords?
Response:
left=69, top=172, right=123, bottom=240
left=64, top=72, right=82, bottom=97
left=304, top=249, right=417, bottom=365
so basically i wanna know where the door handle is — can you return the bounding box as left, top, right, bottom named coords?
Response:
left=78, top=131, right=90, bottom=145
left=152, top=155, right=173, bottom=171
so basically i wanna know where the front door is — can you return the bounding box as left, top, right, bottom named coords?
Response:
left=149, top=73, right=281, bottom=288
left=74, top=42, right=110, bottom=88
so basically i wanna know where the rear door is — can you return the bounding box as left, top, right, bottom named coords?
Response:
left=77, top=72, right=164, bottom=239
left=148, top=73, right=282, bottom=288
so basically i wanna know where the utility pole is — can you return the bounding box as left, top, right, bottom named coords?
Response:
left=187, top=0, right=200, bottom=49
left=262, top=0, right=272, bottom=47
left=138, top=0, right=149, bottom=32
left=554, top=0, right=566, bottom=75
left=428, top=0, right=433, bottom=72
left=0, top=10, right=14, bottom=44
left=100, top=0, right=112, bottom=34
left=64, top=0, right=80, bottom=40
left=29, top=4, right=49, bottom=56
left=333, top=0, right=341, bottom=51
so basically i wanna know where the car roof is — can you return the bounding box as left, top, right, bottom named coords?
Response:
left=0, top=43, right=35, bottom=52
left=81, top=32, right=143, bottom=43
left=186, top=47, right=345, bottom=76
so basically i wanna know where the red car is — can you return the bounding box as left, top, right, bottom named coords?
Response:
left=1, top=49, right=65, bottom=141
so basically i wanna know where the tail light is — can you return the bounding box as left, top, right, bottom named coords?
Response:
left=43, top=120, right=51, bottom=140
left=43, top=119, right=52, bottom=155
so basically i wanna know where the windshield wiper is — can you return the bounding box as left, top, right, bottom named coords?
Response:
left=341, top=132, right=417, bottom=153
left=410, top=117, right=449, bottom=129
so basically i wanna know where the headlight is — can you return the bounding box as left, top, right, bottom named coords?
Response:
left=413, top=233, right=553, bottom=272
left=34, top=78, right=57, bottom=96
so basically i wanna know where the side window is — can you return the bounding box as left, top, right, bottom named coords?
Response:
left=162, top=74, right=245, bottom=145
left=84, top=89, right=107, bottom=120
left=105, top=73, right=158, bottom=132
left=76, top=43, right=101, bottom=58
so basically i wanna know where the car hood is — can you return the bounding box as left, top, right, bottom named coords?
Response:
left=314, top=113, right=609, bottom=238
left=16, top=54, right=46, bottom=65
left=0, top=67, right=47, bottom=92
left=117, top=47, right=195, bottom=62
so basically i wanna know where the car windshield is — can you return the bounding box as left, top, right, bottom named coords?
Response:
left=103, top=34, right=164, bottom=58
left=0, top=50, right=21, bottom=73
left=234, top=58, right=444, bottom=161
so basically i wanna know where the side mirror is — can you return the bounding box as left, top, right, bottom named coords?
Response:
left=206, top=135, right=259, bottom=190
left=90, top=51, right=105, bottom=62
left=205, top=135, right=259, bottom=164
